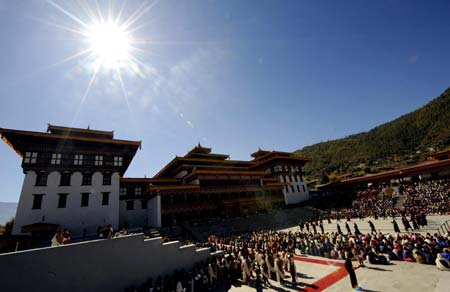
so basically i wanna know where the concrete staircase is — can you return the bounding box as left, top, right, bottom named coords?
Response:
left=183, top=206, right=320, bottom=241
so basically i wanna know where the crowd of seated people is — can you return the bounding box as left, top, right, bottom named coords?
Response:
left=402, top=179, right=450, bottom=216
left=207, top=227, right=450, bottom=273
left=312, top=177, right=450, bottom=221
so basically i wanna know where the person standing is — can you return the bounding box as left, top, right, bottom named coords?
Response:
left=312, top=222, right=317, bottom=235
left=274, top=254, right=285, bottom=285
left=368, top=220, right=376, bottom=234
left=345, top=222, right=351, bottom=235
left=392, top=220, right=401, bottom=233
left=337, top=224, right=342, bottom=234
left=255, top=275, right=263, bottom=292
left=401, top=216, right=412, bottom=232
left=62, top=228, right=71, bottom=244
left=288, top=253, right=297, bottom=284
left=51, top=231, right=64, bottom=247
left=345, top=257, right=358, bottom=289
left=353, top=223, right=361, bottom=236
left=241, top=256, right=251, bottom=285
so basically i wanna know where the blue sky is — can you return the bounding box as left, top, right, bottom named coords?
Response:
left=1, top=0, right=450, bottom=202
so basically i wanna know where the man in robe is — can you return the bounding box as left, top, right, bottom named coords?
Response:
left=274, top=254, right=285, bottom=285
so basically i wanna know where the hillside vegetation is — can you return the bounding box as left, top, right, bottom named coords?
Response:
left=295, top=87, right=450, bottom=181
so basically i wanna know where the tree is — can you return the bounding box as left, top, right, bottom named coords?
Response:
left=4, top=218, right=14, bottom=235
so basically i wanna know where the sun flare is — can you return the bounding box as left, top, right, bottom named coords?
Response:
left=87, top=22, right=132, bottom=69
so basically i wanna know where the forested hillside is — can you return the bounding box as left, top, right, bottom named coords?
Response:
left=295, top=87, right=450, bottom=181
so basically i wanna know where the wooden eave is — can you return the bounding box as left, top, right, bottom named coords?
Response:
left=262, top=182, right=289, bottom=188
left=186, top=145, right=212, bottom=155
left=251, top=156, right=311, bottom=168
left=429, top=149, right=450, bottom=160
left=262, top=178, right=279, bottom=182
left=147, top=184, right=200, bottom=193
left=185, top=152, right=229, bottom=160
left=120, top=177, right=154, bottom=183
left=154, top=157, right=254, bottom=178
left=320, top=158, right=450, bottom=189
left=250, top=149, right=271, bottom=158
left=0, top=128, right=141, bottom=157
left=47, top=124, right=114, bottom=138
left=184, top=170, right=267, bottom=181
left=171, top=164, right=250, bottom=176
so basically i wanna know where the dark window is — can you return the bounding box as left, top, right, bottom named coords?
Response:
left=120, top=188, right=127, bottom=196
left=135, top=187, right=142, bottom=196
left=95, top=155, right=103, bottom=166
left=81, top=193, right=90, bottom=207
left=60, top=173, right=71, bottom=186
left=35, top=173, right=48, bottom=186
left=24, top=152, right=38, bottom=164
left=114, top=156, right=123, bottom=166
left=285, top=186, right=289, bottom=193
left=51, top=153, right=62, bottom=165
left=126, top=200, right=134, bottom=210
left=102, top=173, right=112, bottom=185
left=300, top=175, right=303, bottom=182
left=32, top=194, right=44, bottom=209
left=290, top=185, right=294, bottom=192
left=74, top=154, right=83, bottom=165
left=302, top=185, right=306, bottom=192
left=58, top=193, right=68, bottom=208
left=296, top=185, right=301, bottom=192
left=82, top=173, right=92, bottom=185
left=102, top=192, right=110, bottom=205
left=141, top=200, right=148, bottom=209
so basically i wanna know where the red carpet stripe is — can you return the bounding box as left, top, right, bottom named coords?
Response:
left=294, top=256, right=348, bottom=291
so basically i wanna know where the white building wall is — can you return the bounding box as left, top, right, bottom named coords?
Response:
left=119, top=199, right=148, bottom=229
left=119, top=195, right=161, bottom=229
left=281, top=174, right=310, bottom=204
left=148, top=195, right=161, bottom=227
left=13, top=170, right=120, bottom=237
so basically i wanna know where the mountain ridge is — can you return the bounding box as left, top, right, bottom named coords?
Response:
left=294, top=87, right=450, bottom=181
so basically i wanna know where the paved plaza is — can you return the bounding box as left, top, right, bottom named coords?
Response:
left=228, top=215, right=450, bottom=292
left=228, top=254, right=449, bottom=292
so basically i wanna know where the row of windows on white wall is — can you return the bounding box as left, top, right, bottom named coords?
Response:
left=120, top=187, right=142, bottom=196
left=125, top=200, right=148, bottom=211
left=285, top=184, right=306, bottom=193
left=24, top=152, right=123, bottom=166
left=31, top=192, right=111, bottom=210
left=34, top=172, right=112, bottom=187
left=271, top=165, right=304, bottom=173
left=280, top=174, right=304, bottom=183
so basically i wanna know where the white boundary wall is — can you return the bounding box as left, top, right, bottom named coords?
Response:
left=0, top=234, right=215, bottom=292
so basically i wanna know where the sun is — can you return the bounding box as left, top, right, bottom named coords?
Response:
left=87, top=22, right=132, bottom=69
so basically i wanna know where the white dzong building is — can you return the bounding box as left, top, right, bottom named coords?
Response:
left=0, top=125, right=160, bottom=236
left=1, top=125, right=311, bottom=237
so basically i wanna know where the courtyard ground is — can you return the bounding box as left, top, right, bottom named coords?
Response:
left=227, top=215, right=450, bottom=292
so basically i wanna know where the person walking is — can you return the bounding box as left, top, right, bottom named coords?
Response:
left=345, top=257, right=359, bottom=289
